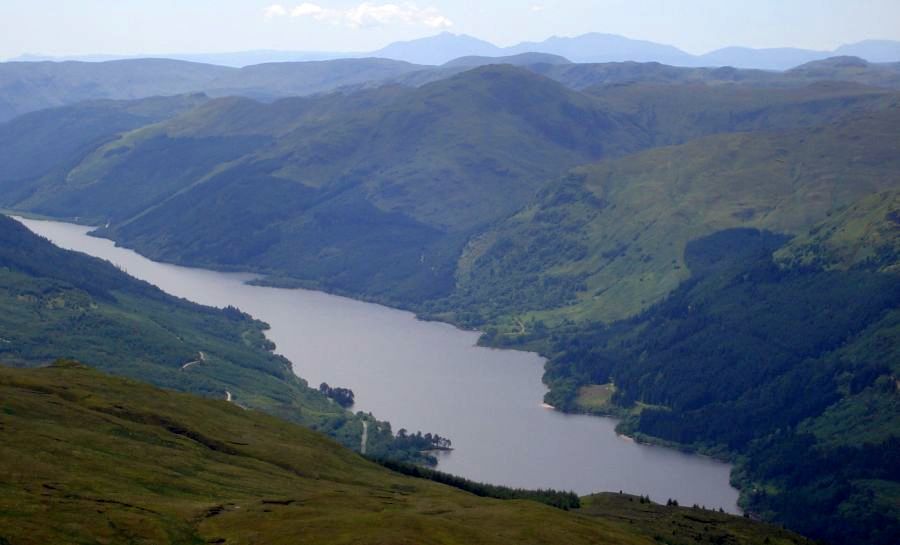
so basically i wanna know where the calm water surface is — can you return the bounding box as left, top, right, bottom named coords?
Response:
left=18, top=217, right=741, bottom=512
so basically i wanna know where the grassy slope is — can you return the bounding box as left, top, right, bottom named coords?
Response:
left=579, top=493, right=810, bottom=545
left=0, top=214, right=424, bottom=461
left=450, top=103, right=900, bottom=331
left=775, top=190, right=900, bottom=272
left=0, top=363, right=810, bottom=545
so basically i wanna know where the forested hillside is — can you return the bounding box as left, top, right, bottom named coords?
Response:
left=0, top=214, right=437, bottom=462
left=441, top=105, right=900, bottom=330
left=538, top=194, right=900, bottom=544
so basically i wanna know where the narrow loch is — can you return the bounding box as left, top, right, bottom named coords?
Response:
left=18, top=217, right=741, bottom=512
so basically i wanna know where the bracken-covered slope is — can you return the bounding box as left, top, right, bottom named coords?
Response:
left=0, top=362, right=812, bottom=545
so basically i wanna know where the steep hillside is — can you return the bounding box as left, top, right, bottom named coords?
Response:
left=538, top=196, right=900, bottom=544
left=3, top=67, right=897, bottom=308
left=775, top=190, right=900, bottom=272
left=0, top=362, right=813, bottom=545
left=2, top=66, right=647, bottom=302
left=0, top=214, right=433, bottom=462
left=0, top=94, right=209, bottom=205
left=449, top=105, right=900, bottom=328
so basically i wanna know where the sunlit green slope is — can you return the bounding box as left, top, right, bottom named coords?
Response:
left=0, top=362, right=812, bottom=545
left=0, top=214, right=424, bottom=461
left=450, top=103, right=900, bottom=329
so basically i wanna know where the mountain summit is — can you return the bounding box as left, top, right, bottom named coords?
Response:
left=372, top=32, right=503, bottom=65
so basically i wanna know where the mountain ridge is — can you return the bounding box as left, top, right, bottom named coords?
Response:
left=3, top=66, right=897, bottom=311
left=11, top=32, right=900, bottom=69
left=4, top=46, right=900, bottom=122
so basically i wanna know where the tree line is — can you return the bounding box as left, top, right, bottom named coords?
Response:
left=372, top=457, right=581, bottom=510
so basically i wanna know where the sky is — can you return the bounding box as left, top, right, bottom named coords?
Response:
left=1, top=0, right=899, bottom=60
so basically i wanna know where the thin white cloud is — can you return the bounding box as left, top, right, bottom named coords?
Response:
left=291, top=3, right=327, bottom=18
left=530, top=4, right=546, bottom=13
left=266, top=2, right=453, bottom=29
left=264, top=4, right=288, bottom=19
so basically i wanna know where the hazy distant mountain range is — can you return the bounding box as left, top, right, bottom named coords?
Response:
left=2, top=53, right=899, bottom=123
left=11, top=32, right=900, bottom=69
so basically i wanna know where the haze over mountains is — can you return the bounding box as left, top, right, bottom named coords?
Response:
left=12, top=32, right=900, bottom=69
left=3, top=51, right=900, bottom=123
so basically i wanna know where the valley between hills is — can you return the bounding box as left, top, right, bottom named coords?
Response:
left=0, top=47, right=898, bottom=545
